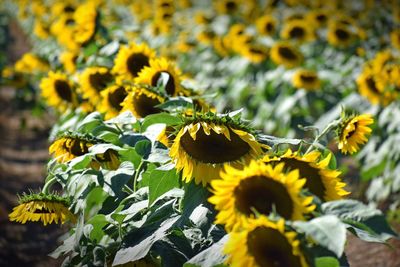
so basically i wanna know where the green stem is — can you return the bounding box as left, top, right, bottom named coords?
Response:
left=305, top=119, right=341, bottom=154
left=133, top=161, right=145, bottom=192
left=42, top=177, right=58, bottom=194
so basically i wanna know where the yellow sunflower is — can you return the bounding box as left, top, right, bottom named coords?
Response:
left=263, top=149, right=349, bottom=202
left=91, top=149, right=121, bottom=170
left=224, top=217, right=308, bottom=267
left=356, top=70, right=385, bottom=105
left=157, top=125, right=176, bottom=147
left=196, top=29, right=216, bottom=45
left=121, top=87, right=165, bottom=118
left=327, top=23, right=355, bottom=48
left=14, top=53, right=49, bottom=74
left=9, top=193, right=76, bottom=226
left=135, top=57, right=183, bottom=96
left=209, top=160, right=314, bottom=231
left=40, top=71, right=78, bottom=112
left=306, top=9, right=330, bottom=28
left=215, top=0, right=240, bottom=14
left=49, top=134, right=95, bottom=163
left=256, top=15, right=277, bottom=36
left=270, top=42, right=303, bottom=68
left=79, top=67, right=114, bottom=105
left=338, top=114, right=374, bottom=155
left=73, top=1, right=97, bottom=45
left=98, top=84, right=129, bottom=120
left=33, top=19, right=50, bottom=39
left=213, top=36, right=232, bottom=57
left=60, top=50, right=78, bottom=73
left=112, top=42, right=156, bottom=80
left=239, top=43, right=269, bottom=64
left=170, top=116, right=265, bottom=186
left=390, top=29, right=400, bottom=50
left=292, top=69, right=320, bottom=90
left=281, top=19, right=315, bottom=43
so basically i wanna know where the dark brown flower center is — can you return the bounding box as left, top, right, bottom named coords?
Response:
left=316, top=14, right=327, bottom=23
left=127, top=53, right=150, bottom=77
left=265, top=22, right=274, bottom=33
left=151, top=71, right=176, bottom=96
left=247, top=227, right=303, bottom=267
left=89, top=71, right=113, bottom=92
left=366, top=77, right=379, bottom=94
left=234, top=176, right=294, bottom=219
left=108, top=87, right=128, bottom=111
left=289, top=26, right=305, bottom=39
left=32, top=206, right=52, bottom=214
left=335, top=28, right=350, bottom=41
left=132, top=90, right=163, bottom=117
left=300, top=74, right=317, bottom=83
left=278, top=46, right=298, bottom=60
left=225, top=1, right=237, bottom=12
left=345, top=121, right=358, bottom=139
left=179, top=126, right=250, bottom=164
left=66, top=139, right=90, bottom=156
left=54, top=80, right=73, bottom=102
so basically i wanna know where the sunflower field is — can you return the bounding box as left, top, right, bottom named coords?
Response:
left=1, top=0, right=400, bottom=266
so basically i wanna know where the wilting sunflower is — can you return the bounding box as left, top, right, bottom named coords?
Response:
left=79, top=67, right=113, bottom=105
left=327, top=23, right=354, bottom=48
left=60, top=50, right=78, bottom=74
left=281, top=19, right=315, bottom=43
left=264, top=149, right=349, bottom=202
left=91, top=149, right=121, bottom=170
left=224, top=217, right=308, bottom=267
left=157, top=125, right=176, bottom=147
left=112, top=42, right=156, bottom=80
left=135, top=57, right=183, bottom=96
left=256, top=15, right=277, bottom=36
left=292, top=69, right=320, bottom=90
left=40, top=71, right=77, bottom=111
left=170, top=114, right=266, bottom=186
left=49, top=133, right=97, bottom=163
left=337, top=114, right=374, bottom=155
left=98, top=84, right=129, bottom=120
left=73, top=1, right=97, bottom=45
left=270, top=42, right=303, bottom=68
left=9, top=193, right=76, bottom=226
left=121, top=87, right=165, bottom=118
left=209, top=160, right=314, bottom=231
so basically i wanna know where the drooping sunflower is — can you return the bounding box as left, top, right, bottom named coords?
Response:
left=40, top=71, right=78, bottom=112
left=292, top=69, right=320, bottom=90
left=91, top=149, right=121, bottom=170
left=209, top=160, right=314, bottom=231
left=73, top=1, right=98, bottom=45
left=49, top=133, right=97, bottom=163
left=135, top=57, right=183, bottom=96
left=112, top=42, right=156, bottom=80
left=327, top=23, right=354, bottom=48
left=121, top=87, right=165, bottom=118
left=79, top=67, right=114, bottom=105
left=224, top=217, right=308, bottom=267
left=270, top=42, right=303, bottom=68
left=337, top=114, right=374, bottom=155
left=170, top=114, right=266, bottom=186
left=157, top=125, right=177, bottom=148
left=9, top=193, right=76, bottom=226
left=98, top=84, right=129, bottom=120
left=281, top=19, right=315, bottom=43
left=263, top=149, right=349, bottom=202
left=256, top=15, right=277, bottom=36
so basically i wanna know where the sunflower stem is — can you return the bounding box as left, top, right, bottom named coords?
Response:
left=42, top=177, right=58, bottom=194
left=133, top=161, right=145, bottom=192
left=305, top=119, right=341, bottom=153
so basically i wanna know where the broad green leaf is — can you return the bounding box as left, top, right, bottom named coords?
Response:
left=83, top=42, right=98, bottom=57
left=148, top=168, right=180, bottom=205
left=135, top=139, right=152, bottom=159
left=141, top=113, right=182, bottom=131
left=361, top=160, right=386, bottom=181
left=184, top=235, right=229, bottom=267
left=105, top=111, right=137, bottom=125
left=87, top=214, right=108, bottom=242
left=315, top=257, right=340, bottom=267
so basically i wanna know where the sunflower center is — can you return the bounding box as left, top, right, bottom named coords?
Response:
left=366, top=77, right=380, bottom=94
left=108, top=87, right=128, bottom=111
left=247, top=227, right=303, bottom=267
left=278, top=46, right=298, bottom=60
left=132, top=91, right=163, bottom=117
left=316, top=14, right=327, bottom=23
left=54, top=80, right=73, bottom=102
left=289, top=26, right=305, bottom=39
left=234, top=176, right=294, bottom=219
left=279, top=158, right=325, bottom=201
left=300, top=74, right=317, bottom=83
left=151, top=71, right=176, bottom=96
left=32, top=206, right=51, bottom=214
left=265, top=22, right=274, bottom=33
left=95, top=149, right=114, bottom=162
left=335, top=28, right=350, bottom=41
left=225, top=1, right=237, bottom=12
left=89, top=72, right=113, bottom=92
left=69, top=140, right=90, bottom=156
left=127, top=53, right=150, bottom=77
left=345, top=122, right=358, bottom=139
left=180, top=126, right=250, bottom=164
left=249, top=47, right=265, bottom=55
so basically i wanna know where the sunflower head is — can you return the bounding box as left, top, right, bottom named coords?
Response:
left=224, top=217, right=308, bottom=267
left=215, top=0, right=239, bottom=14
left=256, top=15, right=277, bottom=36
left=91, top=149, right=121, bottom=170
left=112, top=42, right=156, bottom=80
left=79, top=67, right=114, bottom=105
left=270, top=42, right=303, bottom=68
left=9, top=192, right=76, bottom=226
left=337, top=113, right=374, bottom=155
left=327, top=23, right=355, bottom=48
left=121, top=86, right=165, bottom=118
left=73, top=1, right=98, bottom=45
left=263, top=149, right=349, bottom=202
left=60, top=50, right=78, bottom=73
left=292, top=69, right=320, bottom=90
left=240, top=43, right=269, bottom=64
left=99, top=84, right=129, bottom=119
left=281, top=19, right=315, bottom=43
left=49, top=132, right=99, bottom=163
left=170, top=112, right=266, bottom=186
left=209, top=160, right=314, bottom=231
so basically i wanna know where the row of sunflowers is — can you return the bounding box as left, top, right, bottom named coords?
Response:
left=1, top=0, right=400, bottom=266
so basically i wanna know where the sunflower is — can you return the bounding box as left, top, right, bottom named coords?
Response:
left=256, top=15, right=277, bottom=36
left=281, top=19, right=315, bottom=43
left=79, top=67, right=113, bottom=105
left=33, top=19, right=50, bottom=39
left=224, top=217, right=308, bottom=267
left=40, top=71, right=77, bottom=112
left=49, top=134, right=96, bottom=163
left=135, top=57, right=183, bottom=96
left=51, top=14, right=79, bottom=51
left=14, top=53, right=49, bottom=74
left=209, top=160, right=314, bottom=231
left=73, top=1, right=97, bottom=45
left=112, top=42, right=156, bottom=80
left=197, top=29, right=216, bottom=45
left=213, top=36, right=232, bottom=57
left=270, top=42, right=303, bottom=68
left=91, top=149, right=121, bottom=170
left=390, top=29, right=400, bottom=50
left=170, top=114, right=265, bottom=186
left=9, top=193, right=76, bottom=226
left=292, top=69, right=320, bottom=90
left=157, top=125, right=176, bottom=147
left=306, top=9, right=329, bottom=28
left=215, top=0, right=240, bottom=14
left=263, top=149, right=349, bottom=202
left=98, top=84, right=129, bottom=120
left=327, top=23, right=354, bottom=48
left=240, top=43, right=269, bottom=64
left=60, top=50, right=78, bottom=73
left=121, top=87, right=165, bottom=118
left=337, top=114, right=374, bottom=155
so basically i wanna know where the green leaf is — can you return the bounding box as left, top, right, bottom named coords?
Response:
left=361, top=160, right=386, bottom=181
left=76, top=112, right=103, bottom=132
left=135, top=139, right=152, bottom=159
left=315, top=257, right=340, bottom=267
left=141, top=113, right=182, bottom=131
left=83, top=42, right=99, bottom=57
left=184, top=235, right=229, bottom=267
left=105, top=111, right=137, bottom=125
left=148, top=168, right=180, bottom=206
left=294, top=215, right=346, bottom=257
left=155, top=97, right=194, bottom=110
left=87, top=214, right=108, bottom=242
